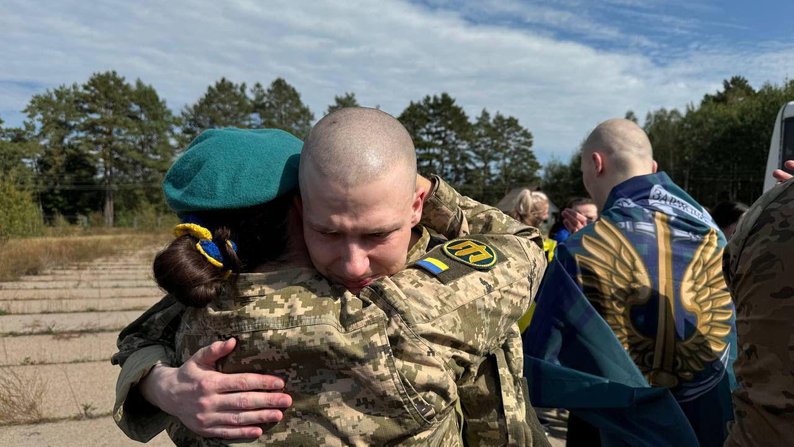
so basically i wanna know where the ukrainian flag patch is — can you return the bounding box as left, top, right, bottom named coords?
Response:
left=416, top=257, right=449, bottom=275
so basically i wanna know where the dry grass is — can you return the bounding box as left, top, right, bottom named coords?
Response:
left=0, top=232, right=171, bottom=282
left=0, top=368, right=47, bottom=424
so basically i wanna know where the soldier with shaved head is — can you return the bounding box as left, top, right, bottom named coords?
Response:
left=533, top=118, right=737, bottom=447
left=299, top=108, right=424, bottom=292
left=113, top=109, right=550, bottom=446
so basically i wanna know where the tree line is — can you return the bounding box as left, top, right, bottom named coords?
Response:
left=0, top=71, right=539, bottom=236
left=1, top=71, right=793, bottom=238
left=542, top=76, right=794, bottom=209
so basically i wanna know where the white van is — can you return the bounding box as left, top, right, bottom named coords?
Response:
left=763, top=101, right=794, bottom=192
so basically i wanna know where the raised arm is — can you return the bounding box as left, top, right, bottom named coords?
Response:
left=419, top=175, right=540, bottom=240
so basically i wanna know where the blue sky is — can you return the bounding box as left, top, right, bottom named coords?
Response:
left=1, top=0, right=793, bottom=165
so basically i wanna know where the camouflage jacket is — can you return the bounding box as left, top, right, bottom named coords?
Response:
left=112, top=178, right=548, bottom=446
left=723, top=178, right=794, bottom=447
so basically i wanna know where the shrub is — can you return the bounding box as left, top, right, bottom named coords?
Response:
left=0, top=178, right=43, bottom=239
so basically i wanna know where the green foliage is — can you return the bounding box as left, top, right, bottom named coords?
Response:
left=541, top=151, right=587, bottom=208
left=0, top=121, right=39, bottom=187
left=544, top=77, right=794, bottom=208
left=400, top=93, right=473, bottom=185
left=24, top=83, right=99, bottom=220
left=252, top=78, right=314, bottom=139
left=115, top=201, right=179, bottom=231
left=646, top=77, right=794, bottom=206
left=399, top=94, right=540, bottom=204
left=470, top=110, right=540, bottom=204
left=0, top=178, right=43, bottom=238
left=180, top=78, right=252, bottom=145
left=24, top=72, right=177, bottom=226
left=326, top=92, right=360, bottom=115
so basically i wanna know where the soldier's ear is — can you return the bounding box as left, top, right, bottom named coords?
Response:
left=652, top=160, right=658, bottom=173
left=410, top=187, right=424, bottom=227
left=592, top=152, right=605, bottom=175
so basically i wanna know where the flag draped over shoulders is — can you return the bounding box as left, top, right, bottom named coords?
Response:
left=524, top=172, right=736, bottom=447
left=524, top=260, right=699, bottom=447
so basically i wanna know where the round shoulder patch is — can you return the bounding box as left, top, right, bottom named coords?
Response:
left=442, top=238, right=498, bottom=270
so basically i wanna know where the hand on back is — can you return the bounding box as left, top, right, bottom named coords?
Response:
left=140, top=338, right=292, bottom=439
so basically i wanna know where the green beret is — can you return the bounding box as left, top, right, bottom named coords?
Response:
left=163, top=128, right=302, bottom=213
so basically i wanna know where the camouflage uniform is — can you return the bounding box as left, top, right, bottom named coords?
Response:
left=112, top=178, right=549, bottom=446
left=723, top=178, right=794, bottom=447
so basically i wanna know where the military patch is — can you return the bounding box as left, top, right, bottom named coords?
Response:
left=413, top=237, right=503, bottom=285
left=442, top=238, right=498, bottom=270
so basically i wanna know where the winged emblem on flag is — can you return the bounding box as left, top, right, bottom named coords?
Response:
left=574, top=218, right=733, bottom=388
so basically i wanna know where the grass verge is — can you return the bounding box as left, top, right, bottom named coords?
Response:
left=0, top=232, right=170, bottom=282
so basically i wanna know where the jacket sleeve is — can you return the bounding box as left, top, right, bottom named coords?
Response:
left=420, top=176, right=542, bottom=244
left=404, top=177, right=549, bottom=446
left=111, top=295, right=184, bottom=441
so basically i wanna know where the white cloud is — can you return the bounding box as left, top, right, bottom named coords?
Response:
left=1, top=0, right=792, bottom=165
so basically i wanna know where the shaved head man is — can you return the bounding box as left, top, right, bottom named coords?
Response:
left=580, top=119, right=658, bottom=210
left=113, top=110, right=549, bottom=444
left=298, top=107, right=425, bottom=292
left=549, top=117, right=736, bottom=447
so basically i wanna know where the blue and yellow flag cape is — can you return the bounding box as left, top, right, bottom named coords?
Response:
left=524, top=172, right=736, bottom=447
left=525, top=260, right=700, bottom=447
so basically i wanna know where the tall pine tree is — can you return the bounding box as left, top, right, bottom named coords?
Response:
left=326, top=92, right=360, bottom=115
left=399, top=93, right=472, bottom=186
left=180, top=78, right=252, bottom=146
left=252, top=78, right=314, bottom=138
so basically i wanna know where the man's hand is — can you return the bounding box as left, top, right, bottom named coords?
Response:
left=139, top=338, right=292, bottom=439
left=772, top=160, right=794, bottom=183
left=562, top=208, right=590, bottom=234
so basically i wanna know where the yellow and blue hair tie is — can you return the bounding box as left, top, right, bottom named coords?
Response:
left=173, top=223, right=238, bottom=275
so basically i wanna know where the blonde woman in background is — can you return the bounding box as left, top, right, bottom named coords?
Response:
left=496, top=187, right=552, bottom=332
left=495, top=188, right=550, bottom=228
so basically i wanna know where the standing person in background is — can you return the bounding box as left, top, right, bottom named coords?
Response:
left=549, top=197, right=598, bottom=244
left=496, top=188, right=552, bottom=257
left=722, top=175, right=794, bottom=447
left=497, top=187, right=554, bottom=333
left=711, top=201, right=748, bottom=239
left=496, top=188, right=550, bottom=228
left=528, top=118, right=736, bottom=447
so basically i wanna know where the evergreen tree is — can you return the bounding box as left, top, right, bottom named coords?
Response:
left=180, top=78, right=251, bottom=145
left=24, top=72, right=177, bottom=226
left=77, top=71, right=176, bottom=226
left=24, top=83, right=99, bottom=221
left=490, top=112, right=539, bottom=198
left=469, top=109, right=499, bottom=201
left=252, top=78, right=314, bottom=138
left=470, top=110, right=539, bottom=204
left=541, top=150, right=587, bottom=209
left=326, top=92, right=360, bottom=115
left=399, top=93, right=472, bottom=186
